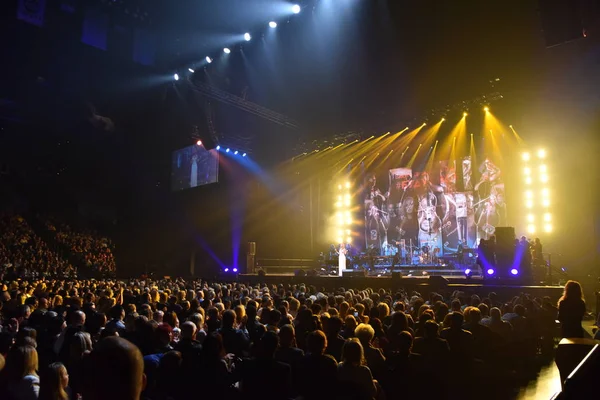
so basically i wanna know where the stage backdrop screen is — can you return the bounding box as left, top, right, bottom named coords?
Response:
left=363, top=156, right=506, bottom=255
left=171, top=145, right=219, bottom=191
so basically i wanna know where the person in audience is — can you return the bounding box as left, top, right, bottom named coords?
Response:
left=39, top=362, right=70, bottom=400
left=440, top=312, right=474, bottom=364
left=0, top=345, right=40, bottom=400
left=412, top=320, right=450, bottom=364
left=296, top=330, right=338, bottom=400
left=354, top=323, right=386, bottom=380
left=557, top=280, right=586, bottom=338
left=337, top=338, right=377, bottom=400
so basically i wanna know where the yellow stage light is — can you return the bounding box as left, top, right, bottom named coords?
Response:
left=345, top=194, right=351, bottom=200
left=346, top=217, right=352, bottom=225
left=537, top=149, right=546, bottom=158
left=544, top=224, right=552, bottom=233
left=541, top=188, right=549, bottom=197
left=525, top=190, right=533, bottom=199
left=544, top=213, right=551, bottom=222
left=337, top=230, right=343, bottom=236
left=484, top=106, right=489, bottom=112
left=337, top=195, right=342, bottom=201
left=345, top=211, right=351, bottom=217
left=539, top=165, right=547, bottom=173
left=525, top=177, right=532, bottom=185
left=525, top=200, right=533, bottom=208
left=522, top=152, right=530, bottom=161
left=540, top=174, right=549, bottom=183
left=542, top=199, right=550, bottom=207
left=527, top=224, right=536, bottom=234
left=346, top=237, right=352, bottom=244
left=527, top=214, right=535, bottom=222
left=337, top=238, right=343, bottom=244
left=524, top=167, right=531, bottom=175
left=509, top=125, right=513, bottom=128
left=344, top=199, right=350, bottom=206
left=463, top=112, right=468, bottom=117
left=335, top=202, right=341, bottom=208
left=338, top=184, right=342, bottom=190
left=345, top=182, right=351, bottom=189
left=441, top=118, right=446, bottom=122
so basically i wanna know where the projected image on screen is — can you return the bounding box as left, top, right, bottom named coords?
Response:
left=171, top=145, right=219, bottom=191
left=362, top=156, right=505, bottom=256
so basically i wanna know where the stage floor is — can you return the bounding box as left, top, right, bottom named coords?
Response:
left=237, top=273, right=564, bottom=299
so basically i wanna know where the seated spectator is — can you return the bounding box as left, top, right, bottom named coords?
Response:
left=412, top=320, right=450, bottom=365
left=440, top=312, right=474, bottom=364
left=324, top=315, right=345, bottom=362
left=240, top=331, right=292, bottom=400
left=39, top=362, right=70, bottom=400
left=488, top=307, right=512, bottom=340
left=354, top=323, right=386, bottom=381
left=275, top=324, right=304, bottom=368
left=337, top=338, right=377, bottom=400
left=218, top=309, right=250, bottom=357
left=296, top=330, right=338, bottom=400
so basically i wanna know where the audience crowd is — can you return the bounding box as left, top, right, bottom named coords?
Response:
left=0, top=215, right=76, bottom=280
left=0, top=276, right=586, bottom=400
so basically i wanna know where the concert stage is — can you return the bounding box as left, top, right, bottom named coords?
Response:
left=236, top=273, right=564, bottom=299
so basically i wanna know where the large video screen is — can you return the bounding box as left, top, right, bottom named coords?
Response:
left=363, top=157, right=506, bottom=255
left=171, top=145, right=219, bottom=191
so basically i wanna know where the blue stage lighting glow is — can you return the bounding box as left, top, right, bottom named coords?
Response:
left=223, top=47, right=231, bottom=54
left=269, top=21, right=277, bottom=28
left=486, top=268, right=495, bottom=276
left=205, top=56, right=212, bottom=63
left=242, top=153, right=247, bottom=157
left=173, top=73, right=179, bottom=81
left=224, top=268, right=229, bottom=272
left=188, top=68, right=195, bottom=73
left=292, top=4, right=301, bottom=14
left=226, top=148, right=230, bottom=153
left=233, top=268, right=238, bottom=273
left=234, top=150, right=239, bottom=155
left=216, top=145, right=221, bottom=150
left=464, top=268, right=472, bottom=276
left=244, top=33, right=251, bottom=41
left=510, top=268, right=519, bottom=276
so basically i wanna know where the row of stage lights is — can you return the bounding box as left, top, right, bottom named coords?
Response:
left=174, top=4, right=301, bottom=80
left=196, top=140, right=247, bottom=157
left=335, top=181, right=353, bottom=244
left=522, top=149, right=552, bottom=234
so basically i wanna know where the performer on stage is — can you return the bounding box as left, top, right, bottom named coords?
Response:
left=337, top=243, right=348, bottom=277
left=532, top=237, right=543, bottom=265
left=456, top=240, right=464, bottom=266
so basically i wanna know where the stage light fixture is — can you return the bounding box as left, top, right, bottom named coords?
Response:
left=525, top=190, right=532, bottom=199
left=269, top=21, right=277, bottom=28
left=544, top=213, right=551, bottom=222
left=223, top=47, right=231, bottom=54
left=541, top=188, right=549, bottom=197
left=205, top=56, right=213, bottom=64
left=484, top=106, right=490, bottom=112
left=345, top=181, right=351, bottom=188
left=338, top=184, right=342, bottom=190
left=234, top=150, right=239, bottom=155
left=527, top=224, right=536, bottom=234
left=216, top=145, right=221, bottom=150
left=524, top=167, right=531, bottom=175
left=337, top=237, right=343, bottom=244
left=464, top=268, right=472, bottom=277
left=244, top=33, right=251, bottom=41
left=542, top=199, right=550, bottom=207
left=196, top=140, right=202, bottom=146
left=463, top=112, right=468, bottom=117
left=233, top=268, right=238, bottom=273
left=544, top=224, right=552, bottom=233
left=292, top=4, right=301, bottom=14
left=522, top=152, right=530, bottom=161
left=539, top=164, right=547, bottom=173
left=540, top=174, right=549, bottom=183
left=188, top=68, right=195, bottom=73
left=510, top=268, right=519, bottom=276
left=525, top=177, right=532, bottom=185
left=346, top=237, right=352, bottom=244
left=224, top=268, right=229, bottom=272
left=242, top=153, right=247, bottom=157
left=525, top=200, right=533, bottom=209
left=537, top=149, right=546, bottom=158
left=173, top=73, right=179, bottom=81
left=226, top=148, right=230, bottom=153
left=527, top=214, right=534, bottom=222
left=486, top=268, right=495, bottom=276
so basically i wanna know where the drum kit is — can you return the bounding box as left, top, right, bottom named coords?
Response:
left=381, top=239, right=441, bottom=266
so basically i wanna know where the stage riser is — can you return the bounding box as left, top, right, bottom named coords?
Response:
left=236, top=274, right=563, bottom=299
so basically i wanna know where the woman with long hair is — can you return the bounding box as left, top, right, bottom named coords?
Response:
left=337, top=338, right=377, bottom=400
left=0, top=345, right=40, bottom=400
left=39, top=362, right=70, bottom=400
left=558, top=280, right=586, bottom=338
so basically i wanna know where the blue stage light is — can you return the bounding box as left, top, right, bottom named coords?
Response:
left=486, top=268, right=495, bottom=276
left=510, top=268, right=519, bottom=276
left=464, top=268, right=472, bottom=276
left=223, top=47, right=231, bottom=54
left=224, top=268, right=229, bottom=272
left=188, top=68, right=195, bottom=73
left=242, top=153, right=247, bottom=157
left=233, top=268, right=238, bottom=273
left=216, top=145, right=220, bottom=150
left=226, top=148, right=230, bottom=153
left=269, top=21, right=277, bottom=28
left=205, top=56, right=212, bottom=64
left=234, top=150, right=239, bottom=155
left=292, top=4, right=301, bottom=14
left=244, top=33, right=251, bottom=41
left=173, top=73, right=179, bottom=81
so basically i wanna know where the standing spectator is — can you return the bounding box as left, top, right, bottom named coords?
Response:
left=0, top=345, right=40, bottom=400
left=557, top=280, right=586, bottom=338
left=39, top=362, right=70, bottom=400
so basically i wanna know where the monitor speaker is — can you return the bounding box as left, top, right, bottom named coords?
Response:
left=342, top=270, right=367, bottom=278
left=428, top=275, right=449, bottom=286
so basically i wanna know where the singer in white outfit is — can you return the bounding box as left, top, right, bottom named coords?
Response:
left=338, top=243, right=347, bottom=277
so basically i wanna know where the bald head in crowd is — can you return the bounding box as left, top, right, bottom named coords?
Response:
left=84, top=337, right=145, bottom=400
